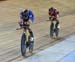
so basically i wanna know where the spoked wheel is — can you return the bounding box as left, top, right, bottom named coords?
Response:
left=28, top=33, right=34, bottom=54
left=29, top=42, right=33, bottom=54
left=54, top=21, right=60, bottom=38
left=21, top=33, right=26, bottom=56
left=54, top=28, right=59, bottom=38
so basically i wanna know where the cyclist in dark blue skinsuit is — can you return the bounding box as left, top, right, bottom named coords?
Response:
left=17, top=9, right=35, bottom=55
left=18, top=9, right=34, bottom=39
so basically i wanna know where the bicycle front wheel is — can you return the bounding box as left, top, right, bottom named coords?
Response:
left=21, top=33, right=26, bottom=56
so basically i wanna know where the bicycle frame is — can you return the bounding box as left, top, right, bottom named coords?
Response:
left=50, top=19, right=60, bottom=38
left=23, top=27, right=30, bottom=43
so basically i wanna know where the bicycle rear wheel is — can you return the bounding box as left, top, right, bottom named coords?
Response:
left=28, top=33, right=34, bottom=54
left=55, top=22, right=60, bottom=38
left=55, top=28, right=59, bottom=37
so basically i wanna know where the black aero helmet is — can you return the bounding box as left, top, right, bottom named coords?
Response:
left=49, top=7, right=54, bottom=11
left=23, top=9, right=28, bottom=13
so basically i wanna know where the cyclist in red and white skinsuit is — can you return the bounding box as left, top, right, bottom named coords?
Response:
left=48, top=7, right=59, bottom=22
left=48, top=7, right=60, bottom=38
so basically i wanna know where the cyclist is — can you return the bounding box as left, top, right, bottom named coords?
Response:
left=18, top=9, right=34, bottom=39
left=48, top=7, right=59, bottom=22
left=48, top=7, right=60, bottom=38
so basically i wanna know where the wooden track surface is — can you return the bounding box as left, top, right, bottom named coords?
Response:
left=0, top=0, right=75, bottom=62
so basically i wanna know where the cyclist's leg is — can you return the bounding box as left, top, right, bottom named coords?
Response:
left=25, top=21, right=34, bottom=41
left=28, top=28, right=34, bottom=37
